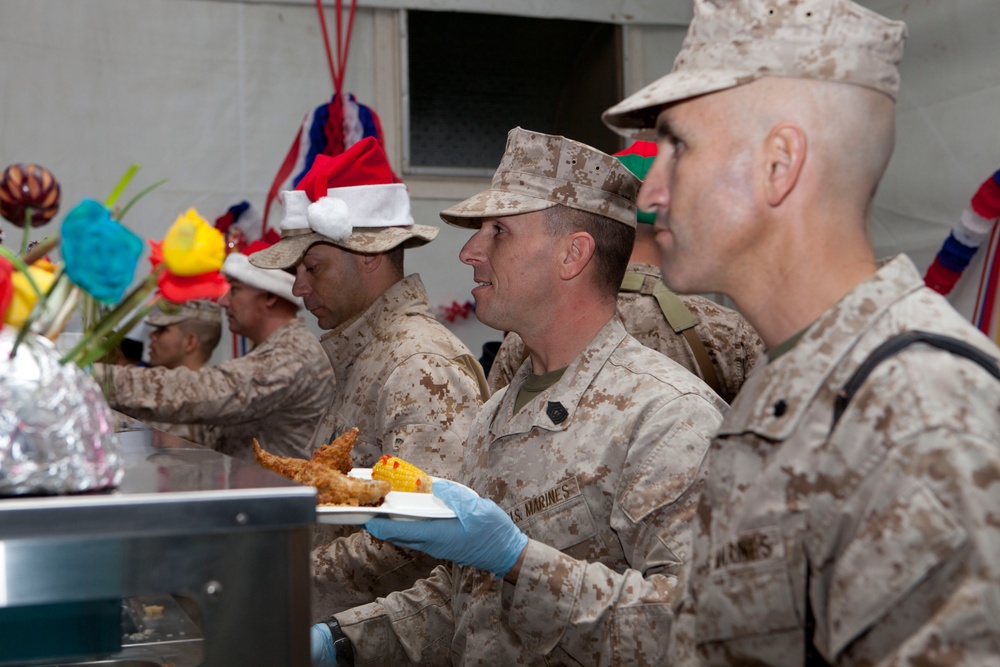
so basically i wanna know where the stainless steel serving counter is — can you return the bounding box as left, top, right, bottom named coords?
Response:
left=0, top=417, right=316, bottom=666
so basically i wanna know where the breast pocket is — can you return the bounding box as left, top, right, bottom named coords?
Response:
left=510, top=477, right=604, bottom=559
left=695, top=525, right=800, bottom=643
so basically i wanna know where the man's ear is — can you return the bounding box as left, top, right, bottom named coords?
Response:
left=182, top=332, right=199, bottom=355
left=764, top=123, right=807, bottom=207
left=359, top=252, right=383, bottom=273
left=559, top=232, right=597, bottom=281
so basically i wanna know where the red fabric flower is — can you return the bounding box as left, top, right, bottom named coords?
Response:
left=148, top=240, right=229, bottom=304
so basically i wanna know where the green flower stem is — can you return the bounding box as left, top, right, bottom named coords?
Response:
left=20, top=209, right=32, bottom=255
left=0, top=246, right=44, bottom=299
left=77, top=297, right=159, bottom=368
left=59, top=269, right=162, bottom=365
left=117, top=178, right=167, bottom=221
left=23, top=234, right=59, bottom=266
left=104, top=164, right=140, bottom=210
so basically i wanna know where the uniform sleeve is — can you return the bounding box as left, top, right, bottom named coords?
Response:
left=101, top=348, right=309, bottom=426
left=818, top=426, right=1000, bottom=665
left=312, top=529, right=445, bottom=618
left=376, top=353, right=486, bottom=480
left=506, top=392, right=721, bottom=665
left=336, top=564, right=457, bottom=666
left=486, top=333, right=527, bottom=395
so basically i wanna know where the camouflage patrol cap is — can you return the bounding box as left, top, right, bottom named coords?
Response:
left=603, top=0, right=908, bottom=134
left=440, top=127, right=640, bottom=229
left=146, top=299, right=223, bottom=327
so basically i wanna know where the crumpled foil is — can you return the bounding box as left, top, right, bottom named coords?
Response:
left=0, top=328, right=125, bottom=495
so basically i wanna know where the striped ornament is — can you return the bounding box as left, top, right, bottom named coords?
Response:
left=262, top=93, right=384, bottom=234
left=923, top=169, right=1000, bottom=339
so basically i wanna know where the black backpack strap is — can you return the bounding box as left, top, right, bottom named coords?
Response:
left=832, top=330, right=1000, bottom=432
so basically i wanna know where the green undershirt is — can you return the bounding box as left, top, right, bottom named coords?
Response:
left=514, top=366, right=567, bottom=413
left=768, top=325, right=810, bottom=362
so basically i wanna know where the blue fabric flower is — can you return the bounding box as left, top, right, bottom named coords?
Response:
left=61, top=198, right=143, bottom=303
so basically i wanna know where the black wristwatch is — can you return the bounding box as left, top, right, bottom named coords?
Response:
left=324, top=617, right=355, bottom=666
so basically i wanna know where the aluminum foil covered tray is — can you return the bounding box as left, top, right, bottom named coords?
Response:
left=0, top=328, right=124, bottom=495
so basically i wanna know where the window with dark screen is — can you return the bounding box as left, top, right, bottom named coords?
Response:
left=404, top=10, right=623, bottom=176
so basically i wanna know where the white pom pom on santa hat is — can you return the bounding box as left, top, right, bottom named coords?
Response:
left=307, top=197, right=351, bottom=240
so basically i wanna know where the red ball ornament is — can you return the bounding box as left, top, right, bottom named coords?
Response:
left=226, top=226, right=249, bottom=254
left=0, top=163, right=61, bottom=227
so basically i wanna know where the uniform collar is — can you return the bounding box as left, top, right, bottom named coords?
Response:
left=319, top=274, right=429, bottom=372
left=490, top=316, right=629, bottom=437
left=717, top=255, right=924, bottom=441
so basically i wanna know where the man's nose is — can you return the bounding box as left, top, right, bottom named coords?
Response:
left=637, top=153, right=671, bottom=214
left=459, top=230, right=484, bottom=266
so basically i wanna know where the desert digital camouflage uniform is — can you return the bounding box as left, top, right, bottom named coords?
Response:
left=488, top=262, right=763, bottom=402
left=335, top=317, right=726, bottom=665
left=675, top=255, right=1000, bottom=665
left=103, top=317, right=333, bottom=460
left=310, top=273, right=488, bottom=618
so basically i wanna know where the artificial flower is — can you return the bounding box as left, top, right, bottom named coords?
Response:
left=149, top=240, right=229, bottom=304
left=0, top=163, right=61, bottom=228
left=162, top=208, right=226, bottom=276
left=61, top=198, right=143, bottom=304
left=4, top=259, right=57, bottom=327
left=0, top=256, right=13, bottom=328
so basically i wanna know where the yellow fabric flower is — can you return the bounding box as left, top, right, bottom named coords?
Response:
left=4, top=260, right=57, bottom=327
left=162, top=208, right=225, bottom=277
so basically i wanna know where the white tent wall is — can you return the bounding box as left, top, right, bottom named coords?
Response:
left=1, top=0, right=999, bottom=363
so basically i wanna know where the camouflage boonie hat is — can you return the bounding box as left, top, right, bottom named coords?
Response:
left=603, top=0, right=908, bottom=134
left=146, top=299, right=223, bottom=327
left=440, top=127, right=640, bottom=229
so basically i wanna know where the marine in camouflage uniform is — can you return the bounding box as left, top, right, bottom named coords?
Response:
left=338, top=318, right=724, bottom=665
left=140, top=300, right=224, bottom=447
left=306, top=274, right=488, bottom=617
left=103, top=242, right=333, bottom=461
left=680, top=256, right=1000, bottom=665
left=307, top=273, right=486, bottom=472
left=104, top=316, right=332, bottom=460
left=250, top=137, right=488, bottom=618
left=488, top=142, right=763, bottom=403
left=488, top=261, right=763, bottom=402
left=596, top=0, right=1000, bottom=663
left=323, top=128, right=726, bottom=665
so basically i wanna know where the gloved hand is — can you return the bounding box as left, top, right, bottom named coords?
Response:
left=310, top=622, right=337, bottom=667
left=365, top=479, right=528, bottom=578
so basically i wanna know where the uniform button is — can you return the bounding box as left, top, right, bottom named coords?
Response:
left=773, top=399, right=787, bottom=417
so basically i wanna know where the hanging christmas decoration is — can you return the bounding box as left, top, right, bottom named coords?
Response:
left=437, top=300, right=475, bottom=324
left=262, top=0, right=385, bottom=233
left=923, top=169, right=1000, bottom=342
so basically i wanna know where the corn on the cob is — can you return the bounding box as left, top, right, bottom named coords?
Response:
left=371, top=454, right=432, bottom=493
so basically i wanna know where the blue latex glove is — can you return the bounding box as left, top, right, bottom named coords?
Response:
left=310, top=622, right=337, bottom=667
left=365, top=479, right=528, bottom=578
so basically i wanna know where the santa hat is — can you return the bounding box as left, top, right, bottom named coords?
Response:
left=221, top=237, right=303, bottom=308
left=250, top=137, right=438, bottom=270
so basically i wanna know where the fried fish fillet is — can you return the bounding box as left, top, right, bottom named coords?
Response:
left=310, top=427, right=358, bottom=475
left=253, top=438, right=390, bottom=507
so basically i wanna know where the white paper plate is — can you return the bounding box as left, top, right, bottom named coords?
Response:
left=315, top=468, right=459, bottom=525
